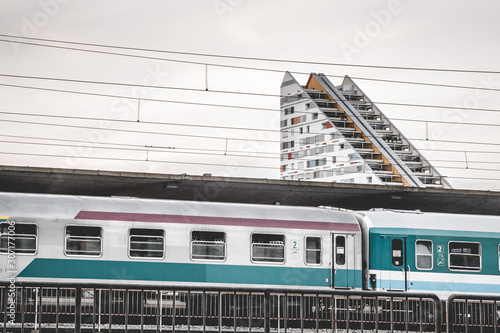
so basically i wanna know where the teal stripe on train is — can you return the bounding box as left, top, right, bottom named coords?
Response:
left=18, top=258, right=362, bottom=288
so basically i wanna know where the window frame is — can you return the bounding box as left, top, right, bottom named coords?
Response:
left=0, top=222, right=38, bottom=255
left=64, top=225, right=103, bottom=257
left=128, top=228, right=165, bottom=259
left=190, top=230, right=227, bottom=262
left=304, top=236, right=322, bottom=265
left=415, top=239, right=433, bottom=270
left=448, top=241, right=481, bottom=272
left=251, top=233, right=285, bottom=264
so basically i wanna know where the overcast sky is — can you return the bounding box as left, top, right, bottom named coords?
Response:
left=1, top=0, right=500, bottom=191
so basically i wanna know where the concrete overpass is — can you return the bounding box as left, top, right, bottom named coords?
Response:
left=0, top=165, right=499, bottom=215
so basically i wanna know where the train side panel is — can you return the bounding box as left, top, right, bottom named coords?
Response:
left=0, top=193, right=363, bottom=290
left=356, top=210, right=500, bottom=299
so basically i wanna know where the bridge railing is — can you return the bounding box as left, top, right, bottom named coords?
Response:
left=1, top=283, right=442, bottom=333
left=447, top=294, right=500, bottom=333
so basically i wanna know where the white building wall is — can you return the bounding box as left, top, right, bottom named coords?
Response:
left=280, top=73, right=383, bottom=185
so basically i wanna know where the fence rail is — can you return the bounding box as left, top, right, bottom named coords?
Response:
left=447, top=294, right=500, bottom=333
left=1, top=283, right=444, bottom=333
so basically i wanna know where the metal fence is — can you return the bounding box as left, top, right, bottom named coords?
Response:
left=447, top=294, right=500, bottom=333
left=1, top=283, right=443, bottom=333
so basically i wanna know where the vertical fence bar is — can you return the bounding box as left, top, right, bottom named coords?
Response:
left=405, top=297, right=409, bottom=333
left=21, top=287, right=26, bottom=333
left=249, top=293, right=252, bottom=333
left=2, top=286, right=7, bottom=333
left=360, top=296, right=364, bottom=333
left=264, top=291, right=270, bottom=333
left=187, top=291, right=191, bottom=333
left=315, top=294, right=319, bottom=333
left=124, top=290, right=129, bottom=333
left=173, top=290, right=177, bottom=333
left=479, top=300, right=483, bottom=333
left=465, top=299, right=469, bottom=333
left=108, top=289, right=113, bottom=333
left=390, top=297, right=394, bottom=333
left=284, top=293, right=288, bottom=333
left=156, top=290, right=160, bottom=333
left=75, top=287, right=82, bottom=333
left=300, top=294, right=304, bottom=333
left=233, top=292, right=237, bottom=333
left=202, top=291, right=206, bottom=333
left=218, top=291, right=222, bottom=333
left=140, top=290, right=144, bottom=333
left=92, top=288, right=97, bottom=333
left=38, top=287, right=43, bottom=331
left=346, top=296, right=350, bottom=333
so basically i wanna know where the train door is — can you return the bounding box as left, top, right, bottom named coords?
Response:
left=332, top=234, right=355, bottom=288
left=380, top=236, right=408, bottom=291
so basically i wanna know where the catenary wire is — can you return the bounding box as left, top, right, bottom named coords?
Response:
left=2, top=34, right=500, bottom=74
left=0, top=118, right=280, bottom=143
left=0, top=134, right=278, bottom=156
left=2, top=37, right=500, bottom=95
left=2, top=81, right=500, bottom=114
left=3, top=111, right=500, bottom=158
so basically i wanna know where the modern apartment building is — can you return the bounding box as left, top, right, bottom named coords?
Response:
left=280, top=72, right=452, bottom=188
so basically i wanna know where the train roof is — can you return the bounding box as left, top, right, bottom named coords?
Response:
left=354, top=209, right=500, bottom=233
left=0, top=192, right=360, bottom=232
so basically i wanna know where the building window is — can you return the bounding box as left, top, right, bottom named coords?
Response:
left=65, top=226, right=102, bottom=257
left=284, top=107, right=295, bottom=115
left=305, top=103, right=311, bottom=109
left=392, top=239, right=403, bottom=267
left=300, top=127, right=303, bottom=134
left=305, top=236, right=321, bottom=265
left=415, top=240, right=433, bottom=270
left=251, top=234, right=285, bottom=263
left=313, top=113, right=318, bottom=120
left=191, top=231, right=226, bottom=261
left=449, top=241, right=481, bottom=271
left=0, top=222, right=37, bottom=255
left=129, top=228, right=164, bottom=258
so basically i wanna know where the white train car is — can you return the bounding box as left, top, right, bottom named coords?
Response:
left=0, top=192, right=363, bottom=290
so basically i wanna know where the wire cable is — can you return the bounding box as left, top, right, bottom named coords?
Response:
left=3, top=37, right=500, bottom=96
left=3, top=34, right=500, bottom=74
left=2, top=81, right=500, bottom=114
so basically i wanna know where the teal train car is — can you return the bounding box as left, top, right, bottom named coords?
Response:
left=355, top=209, right=500, bottom=299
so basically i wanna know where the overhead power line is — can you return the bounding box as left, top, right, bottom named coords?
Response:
left=2, top=37, right=500, bottom=95
left=3, top=34, right=500, bottom=74
left=0, top=118, right=280, bottom=144
left=2, top=81, right=500, bottom=114
left=0, top=151, right=276, bottom=170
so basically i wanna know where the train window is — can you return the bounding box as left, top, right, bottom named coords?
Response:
left=251, top=234, right=285, bottom=263
left=415, top=240, right=433, bottom=270
left=129, top=228, right=164, bottom=258
left=65, top=226, right=102, bottom=257
left=392, top=239, right=403, bottom=267
left=305, top=236, right=322, bottom=265
left=191, top=231, right=226, bottom=261
left=0, top=222, right=37, bottom=255
left=449, top=241, right=481, bottom=271
left=336, top=236, right=346, bottom=265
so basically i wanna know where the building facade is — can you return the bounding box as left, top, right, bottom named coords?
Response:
left=280, top=72, right=452, bottom=188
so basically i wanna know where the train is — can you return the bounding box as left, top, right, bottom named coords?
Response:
left=1, top=191, right=500, bottom=302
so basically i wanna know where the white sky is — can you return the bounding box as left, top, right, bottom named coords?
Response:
left=1, top=0, right=500, bottom=191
